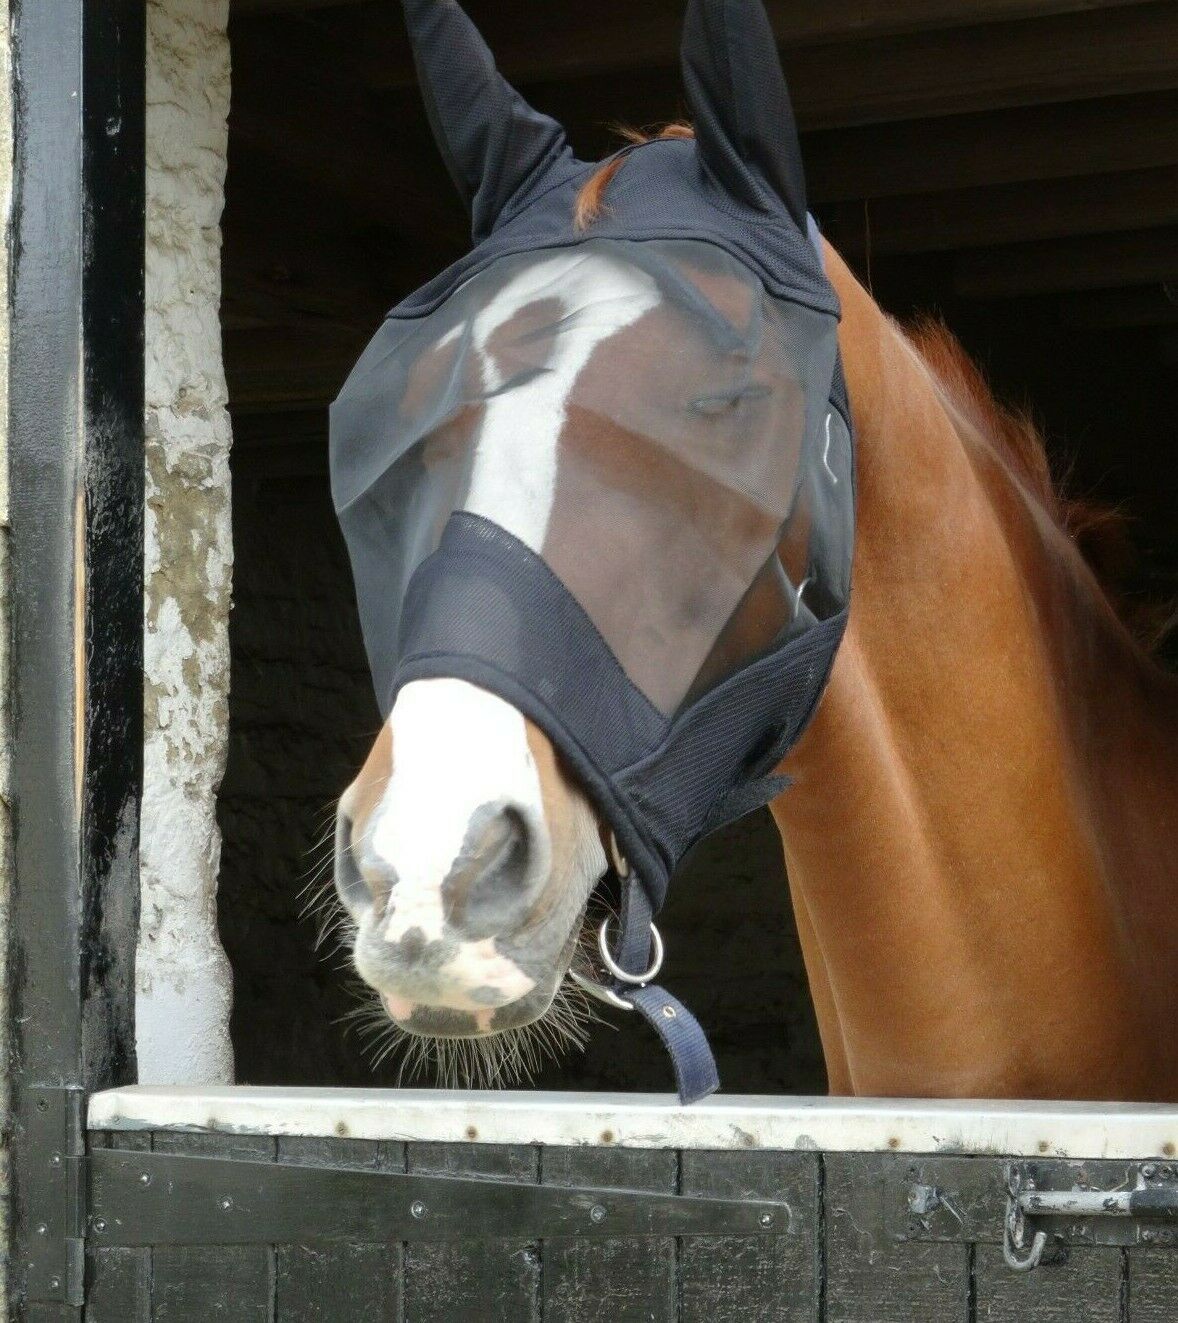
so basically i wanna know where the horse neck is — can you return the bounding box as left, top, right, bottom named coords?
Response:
left=771, top=246, right=1178, bottom=1100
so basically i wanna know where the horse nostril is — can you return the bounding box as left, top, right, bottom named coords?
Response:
left=334, top=811, right=398, bottom=920
left=443, top=804, right=534, bottom=936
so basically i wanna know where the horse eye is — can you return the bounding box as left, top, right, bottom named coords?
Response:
left=688, top=383, right=770, bottom=415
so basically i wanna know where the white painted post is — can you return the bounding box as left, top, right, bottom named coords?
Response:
left=138, top=0, right=235, bottom=1084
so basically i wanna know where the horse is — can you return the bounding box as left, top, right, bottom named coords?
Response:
left=331, top=18, right=1178, bottom=1103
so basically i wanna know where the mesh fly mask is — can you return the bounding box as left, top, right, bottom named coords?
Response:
left=331, top=0, right=855, bottom=1102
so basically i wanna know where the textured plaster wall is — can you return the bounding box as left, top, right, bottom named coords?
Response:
left=138, top=0, right=235, bottom=1085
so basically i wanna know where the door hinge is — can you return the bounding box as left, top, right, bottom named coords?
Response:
left=20, top=1086, right=86, bottom=1309
left=87, top=1150, right=791, bottom=1246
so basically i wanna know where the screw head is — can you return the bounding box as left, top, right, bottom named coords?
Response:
left=661, top=1005, right=677, bottom=1020
left=410, top=1201, right=427, bottom=1220
left=49, top=1153, right=62, bottom=1168
left=35, top=1099, right=49, bottom=1113
left=48, top=1276, right=61, bottom=1292
left=139, top=1172, right=152, bottom=1186
left=219, top=1197, right=233, bottom=1212
left=590, top=1204, right=607, bottom=1224
left=759, top=1212, right=774, bottom=1228
left=35, top=1223, right=47, bottom=1237
left=94, top=1219, right=107, bottom=1234
left=1143, top=1164, right=1159, bottom=1178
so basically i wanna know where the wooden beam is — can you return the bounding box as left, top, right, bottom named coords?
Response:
left=233, top=0, right=1159, bottom=55
left=804, top=91, right=1178, bottom=201
left=1056, top=285, right=1178, bottom=328
left=955, top=227, right=1178, bottom=297
left=228, top=81, right=465, bottom=244
left=787, top=3, right=1178, bottom=130
left=276, top=1, right=1178, bottom=131
left=469, top=4, right=1178, bottom=132
left=829, top=166, right=1178, bottom=254
left=225, top=323, right=369, bottom=411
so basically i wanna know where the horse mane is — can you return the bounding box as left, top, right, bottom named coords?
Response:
left=905, top=316, right=1172, bottom=649
left=575, top=126, right=1169, bottom=650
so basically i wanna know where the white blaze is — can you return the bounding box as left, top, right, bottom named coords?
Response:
left=366, top=679, right=549, bottom=944
left=464, top=249, right=660, bottom=551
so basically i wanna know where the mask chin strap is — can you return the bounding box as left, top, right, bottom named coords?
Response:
left=569, top=836, right=720, bottom=1105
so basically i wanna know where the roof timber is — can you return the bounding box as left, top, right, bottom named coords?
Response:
left=256, top=2, right=1178, bottom=131
left=829, top=166, right=1178, bottom=255
left=232, top=0, right=1159, bottom=52
left=1056, top=285, right=1178, bottom=328
left=805, top=92, right=1178, bottom=201
left=955, top=226, right=1178, bottom=297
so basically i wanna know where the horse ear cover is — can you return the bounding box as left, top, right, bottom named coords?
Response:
left=400, top=0, right=574, bottom=241
left=681, top=0, right=809, bottom=227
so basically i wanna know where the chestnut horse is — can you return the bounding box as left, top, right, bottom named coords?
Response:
left=333, top=166, right=1178, bottom=1101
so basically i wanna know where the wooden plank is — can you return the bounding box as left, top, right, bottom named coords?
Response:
left=805, top=91, right=1178, bottom=201
left=786, top=4, right=1178, bottom=131
left=1131, top=1248, right=1178, bottom=1321
left=824, top=1154, right=966, bottom=1323
left=541, top=1147, right=677, bottom=1323
left=85, top=1133, right=151, bottom=1322
left=1057, top=285, right=1178, bottom=328
left=974, top=1244, right=1123, bottom=1321
left=679, top=1151, right=820, bottom=1323
left=240, top=1, right=1162, bottom=88
left=150, top=1132, right=276, bottom=1322
left=273, top=1137, right=405, bottom=1322
left=402, top=1143, right=540, bottom=1323
left=832, top=165, right=1178, bottom=255
left=956, top=226, right=1178, bottom=297
left=224, top=324, right=370, bottom=411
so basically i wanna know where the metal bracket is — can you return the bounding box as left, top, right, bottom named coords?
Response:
left=20, top=1087, right=87, bottom=1309
left=1003, top=1161, right=1178, bottom=1271
left=893, top=1157, right=1178, bottom=1272
left=88, top=1150, right=790, bottom=1246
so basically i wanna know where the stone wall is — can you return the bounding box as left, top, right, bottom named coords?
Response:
left=138, top=0, right=235, bottom=1085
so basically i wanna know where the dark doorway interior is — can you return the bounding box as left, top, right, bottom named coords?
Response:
left=218, top=0, right=1177, bottom=1091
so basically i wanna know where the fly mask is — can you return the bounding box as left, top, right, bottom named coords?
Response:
left=330, top=0, right=855, bottom=1102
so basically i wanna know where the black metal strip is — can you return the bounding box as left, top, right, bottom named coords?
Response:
left=87, top=1151, right=791, bottom=1246
left=8, top=0, right=145, bottom=1313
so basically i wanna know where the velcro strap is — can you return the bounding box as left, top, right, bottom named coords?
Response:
left=623, top=983, right=720, bottom=1105
left=608, top=875, right=720, bottom=1105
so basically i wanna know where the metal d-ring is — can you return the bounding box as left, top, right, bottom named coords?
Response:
left=598, top=917, right=664, bottom=986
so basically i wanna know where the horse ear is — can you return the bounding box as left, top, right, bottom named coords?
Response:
left=680, top=0, right=808, bottom=227
left=401, top=0, right=573, bottom=240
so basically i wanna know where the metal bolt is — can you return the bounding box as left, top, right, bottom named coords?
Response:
left=139, top=1172, right=152, bottom=1186
left=410, top=1201, right=427, bottom=1220
left=590, top=1204, right=607, bottom=1224
left=662, top=1005, right=677, bottom=1020
left=49, top=1154, right=62, bottom=1168
left=93, top=1219, right=107, bottom=1234
left=48, top=1277, right=61, bottom=1292
left=759, top=1213, right=775, bottom=1228
left=1143, top=1164, right=1158, bottom=1178
left=35, top=1224, right=47, bottom=1237
left=219, top=1198, right=233, bottom=1212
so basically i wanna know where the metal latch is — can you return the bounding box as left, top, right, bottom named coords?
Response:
left=1004, top=1161, right=1178, bottom=1271
left=88, top=1150, right=791, bottom=1246
left=21, top=1086, right=87, bottom=1308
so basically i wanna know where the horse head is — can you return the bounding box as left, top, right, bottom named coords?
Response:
left=329, top=0, right=853, bottom=1089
